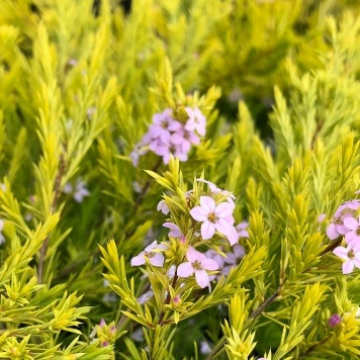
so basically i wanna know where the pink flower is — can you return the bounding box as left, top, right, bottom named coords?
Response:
left=171, top=129, right=200, bottom=153
left=333, top=242, right=360, bottom=274
left=196, top=179, right=236, bottom=200
left=163, top=222, right=183, bottom=237
left=343, top=216, right=360, bottom=244
left=328, top=314, right=341, bottom=327
left=317, top=213, right=326, bottom=223
left=236, top=221, right=249, bottom=239
left=327, top=200, right=360, bottom=240
left=157, top=200, right=170, bottom=215
left=190, top=196, right=236, bottom=242
left=131, top=241, right=165, bottom=267
left=185, top=107, right=206, bottom=136
left=177, top=246, right=219, bottom=288
left=130, top=144, right=147, bottom=166
left=149, top=110, right=181, bottom=143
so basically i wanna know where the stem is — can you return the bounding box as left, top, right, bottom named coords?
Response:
left=300, top=336, right=330, bottom=357
left=311, top=118, right=325, bottom=149
left=319, top=237, right=342, bottom=256
left=38, top=155, right=65, bottom=283
left=158, top=272, right=178, bottom=325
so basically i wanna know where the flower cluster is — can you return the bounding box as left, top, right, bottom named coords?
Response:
left=130, top=107, right=206, bottom=166
left=131, top=178, right=248, bottom=289
left=328, top=200, right=360, bottom=274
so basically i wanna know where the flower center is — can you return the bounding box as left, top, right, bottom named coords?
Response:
left=161, top=120, right=169, bottom=129
left=207, top=212, right=217, bottom=223
left=192, top=260, right=202, bottom=270
left=144, top=251, right=155, bottom=258
left=348, top=250, right=355, bottom=259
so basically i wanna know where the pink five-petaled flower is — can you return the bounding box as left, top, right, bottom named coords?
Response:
left=177, top=246, right=219, bottom=288
left=190, top=196, right=235, bottom=241
left=131, top=241, right=165, bottom=268
left=333, top=242, right=360, bottom=274
left=343, top=216, right=360, bottom=245
left=185, top=107, right=206, bottom=136
left=326, top=200, right=360, bottom=240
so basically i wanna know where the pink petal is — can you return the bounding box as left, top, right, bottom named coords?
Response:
left=195, top=269, right=209, bottom=288
left=343, top=217, right=359, bottom=231
left=215, top=218, right=232, bottom=236
left=326, top=223, right=339, bottom=240
left=150, top=253, right=164, bottom=267
left=131, top=254, right=146, bottom=266
left=233, top=244, right=245, bottom=258
left=337, top=224, right=350, bottom=235
left=201, top=258, right=219, bottom=271
left=171, top=133, right=184, bottom=145
left=215, top=202, right=234, bottom=218
left=200, top=196, right=216, bottom=212
left=333, top=246, right=348, bottom=260
left=343, top=260, right=355, bottom=274
left=145, top=241, right=158, bottom=252
left=201, top=221, right=216, bottom=240
left=177, top=262, right=194, bottom=277
left=190, top=206, right=208, bottom=222
left=186, top=246, right=199, bottom=263
left=353, top=258, right=360, bottom=269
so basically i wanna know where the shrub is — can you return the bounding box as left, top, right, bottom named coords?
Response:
left=1, top=0, right=360, bottom=359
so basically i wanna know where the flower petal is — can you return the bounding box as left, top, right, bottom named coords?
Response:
left=333, top=246, right=348, bottom=259
left=186, top=246, right=199, bottom=263
left=177, top=262, right=194, bottom=277
left=200, top=196, right=216, bottom=212
left=195, top=269, right=209, bottom=288
left=343, top=217, right=359, bottom=231
left=215, top=202, right=234, bottom=218
left=326, top=223, right=339, bottom=240
left=150, top=253, right=164, bottom=267
left=131, top=254, right=146, bottom=266
left=343, top=260, right=355, bottom=275
left=201, top=221, right=215, bottom=240
left=145, top=241, right=158, bottom=252
left=201, top=258, right=219, bottom=271
left=190, top=206, right=208, bottom=222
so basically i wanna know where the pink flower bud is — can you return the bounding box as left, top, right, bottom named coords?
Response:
left=328, top=313, right=341, bottom=327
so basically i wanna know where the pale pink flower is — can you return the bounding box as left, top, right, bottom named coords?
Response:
left=171, top=129, right=200, bottom=153
left=163, top=222, right=183, bottom=237
left=68, top=58, right=78, bottom=66
left=343, top=216, right=360, bottom=244
left=317, top=213, right=326, bottom=223
left=157, top=200, right=170, bottom=215
left=177, top=246, right=219, bottom=288
left=185, top=107, right=206, bottom=136
left=190, top=196, right=235, bottom=241
left=327, top=200, right=360, bottom=240
left=131, top=241, right=165, bottom=267
left=236, top=221, right=249, bottom=238
left=149, top=110, right=181, bottom=143
left=333, top=242, right=360, bottom=274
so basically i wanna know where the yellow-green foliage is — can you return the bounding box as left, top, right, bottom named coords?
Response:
left=1, top=0, right=360, bottom=359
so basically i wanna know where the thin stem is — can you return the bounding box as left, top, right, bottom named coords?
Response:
left=158, top=272, right=178, bottom=325
left=38, top=155, right=65, bottom=283
left=300, top=336, right=330, bottom=357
